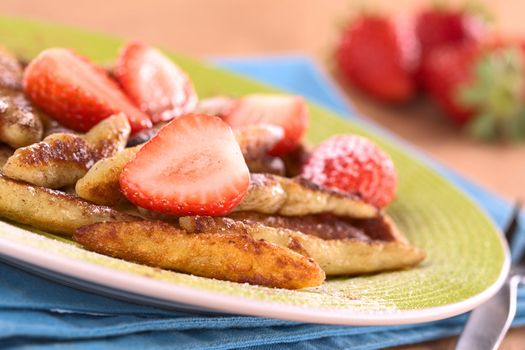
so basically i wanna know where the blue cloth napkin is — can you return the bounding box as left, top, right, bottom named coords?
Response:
left=1, top=56, right=524, bottom=350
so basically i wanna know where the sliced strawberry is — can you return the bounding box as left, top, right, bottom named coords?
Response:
left=120, top=114, right=250, bottom=216
left=115, top=41, right=198, bottom=124
left=223, top=94, right=308, bottom=156
left=195, top=96, right=236, bottom=118
left=301, top=135, right=397, bottom=208
left=23, top=48, right=152, bottom=133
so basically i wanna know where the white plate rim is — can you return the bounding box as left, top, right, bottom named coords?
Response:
left=0, top=220, right=510, bottom=326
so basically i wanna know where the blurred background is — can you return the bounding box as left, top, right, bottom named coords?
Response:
left=1, top=2, right=525, bottom=349
left=1, top=0, right=524, bottom=201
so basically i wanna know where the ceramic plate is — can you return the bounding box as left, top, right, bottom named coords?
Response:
left=0, top=17, right=510, bottom=325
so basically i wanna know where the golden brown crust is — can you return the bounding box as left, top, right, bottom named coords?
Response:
left=0, top=46, right=23, bottom=90
left=0, top=87, right=44, bottom=148
left=0, top=173, right=138, bottom=235
left=228, top=212, right=374, bottom=241
left=234, top=174, right=378, bottom=219
left=75, top=146, right=141, bottom=205
left=83, top=113, right=130, bottom=159
left=180, top=215, right=426, bottom=276
left=234, top=174, right=287, bottom=214
left=74, top=220, right=325, bottom=289
left=3, top=133, right=92, bottom=188
left=2, top=114, right=131, bottom=189
left=278, top=176, right=378, bottom=218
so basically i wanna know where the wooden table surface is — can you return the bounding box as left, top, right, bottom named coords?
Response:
left=1, top=0, right=523, bottom=349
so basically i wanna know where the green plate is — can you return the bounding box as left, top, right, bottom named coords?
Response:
left=0, top=17, right=509, bottom=325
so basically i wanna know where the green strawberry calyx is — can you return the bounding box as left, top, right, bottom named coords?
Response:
left=458, top=46, right=525, bottom=142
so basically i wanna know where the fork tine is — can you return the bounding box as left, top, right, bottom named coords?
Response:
left=504, top=200, right=521, bottom=247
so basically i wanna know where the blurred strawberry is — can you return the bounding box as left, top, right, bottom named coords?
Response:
left=300, top=135, right=397, bottom=208
left=423, top=43, right=480, bottom=125
left=415, top=6, right=487, bottom=84
left=336, top=14, right=419, bottom=103
left=416, top=7, right=486, bottom=55
left=424, top=41, right=525, bottom=140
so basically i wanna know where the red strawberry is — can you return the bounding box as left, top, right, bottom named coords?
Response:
left=300, top=135, right=397, bottom=208
left=423, top=43, right=480, bottom=125
left=120, top=114, right=250, bottom=216
left=115, top=41, right=198, bottom=124
left=195, top=96, right=236, bottom=118
left=424, top=41, right=525, bottom=140
left=336, top=14, right=418, bottom=103
left=223, top=94, right=308, bottom=156
left=416, top=7, right=486, bottom=58
left=415, top=7, right=486, bottom=85
left=23, top=48, right=152, bottom=133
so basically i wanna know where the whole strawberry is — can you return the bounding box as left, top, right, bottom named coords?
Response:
left=300, top=135, right=397, bottom=208
left=336, top=14, right=418, bottom=103
left=416, top=7, right=486, bottom=58
left=424, top=41, right=525, bottom=140
left=416, top=6, right=487, bottom=85
left=423, top=43, right=480, bottom=125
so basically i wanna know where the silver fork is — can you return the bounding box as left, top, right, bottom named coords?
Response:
left=455, top=203, right=524, bottom=350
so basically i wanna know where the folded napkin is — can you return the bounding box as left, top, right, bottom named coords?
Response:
left=1, top=56, right=524, bottom=350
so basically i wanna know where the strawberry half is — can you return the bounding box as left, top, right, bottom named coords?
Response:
left=115, top=41, right=198, bottom=124
left=195, top=96, right=236, bottom=118
left=223, top=94, right=308, bottom=156
left=120, top=114, right=250, bottom=216
left=300, top=135, right=397, bottom=208
left=23, top=48, right=152, bottom=133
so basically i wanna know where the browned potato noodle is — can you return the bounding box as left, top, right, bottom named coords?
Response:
left=0, top=87, right=44, bottom=148
left=75, top=146, right=141, bottom=205
left=234, top=174, right=378, bottom=219
left=180, top=215, right=425, bottom=276
left=0, top=174, right=137, bottom=235
left=74, top=220, right=325, bottom=289
left=2, top=114, right=130, bottom=188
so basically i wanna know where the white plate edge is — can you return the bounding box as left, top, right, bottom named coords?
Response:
left=0, top=220, right=510, bottom=326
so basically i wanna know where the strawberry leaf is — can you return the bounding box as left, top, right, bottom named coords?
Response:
left=466, top=112, right=496, bottom=140
left=459, top=46, right=525, bottom=141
